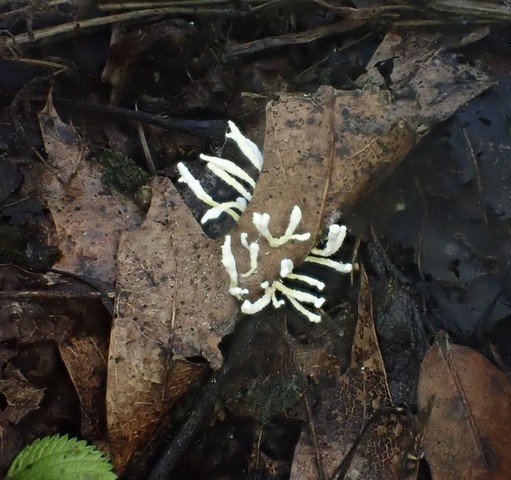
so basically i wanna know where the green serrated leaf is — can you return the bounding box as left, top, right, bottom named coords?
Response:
left=6, top=434, right=117, bottom=480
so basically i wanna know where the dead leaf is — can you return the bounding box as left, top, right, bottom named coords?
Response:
left=0, top=363, right=45, bottom=424
left=232, top=86, right=417, bottom=298
left=59, top=335, right=108, bottom=441
left=106, top=176, right=236, bottom=469
left=357, top=31, right=495, bottom=129
left=338, top=409, right=410, bottom=480
left=37, top=92, right=142, bottom=286
left=418, top=332, right=511, bottom=480
left=290, top=267, right=415, bottom=479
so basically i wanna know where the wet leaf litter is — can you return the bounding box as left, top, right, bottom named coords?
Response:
left=1, top=3, right=511, bottom=479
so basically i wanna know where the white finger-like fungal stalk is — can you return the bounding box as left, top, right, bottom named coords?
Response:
left=311, top=224, right=347, bottom=257
left=177, top=163, right=243, bottom=222
left=225, top=120, right=264, bottom=171
left=221, top=208, right=352, bottom=322
left=200, top=198, right=247, bottom=224
left=305, top=223, right=353, bottom=274
left=239, top=232, right=259, bottom=278
left=221, top=235, right=248, bottom=299
left=200, top=154, right=257, bottom=189
left=177, top=121, right=263, bottom=225
left=304, top=256, right=353, bottom=273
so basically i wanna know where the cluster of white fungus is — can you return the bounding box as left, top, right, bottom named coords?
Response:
left=177, top=121, right=352, bottom=322
left=223, top=214, right=352, bottom=322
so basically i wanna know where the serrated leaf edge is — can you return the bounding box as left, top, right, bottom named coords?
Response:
left=6, top=434, right=116, bottom=480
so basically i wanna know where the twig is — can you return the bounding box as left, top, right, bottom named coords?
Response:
left=224, top=18, right=364, bottom=57
left=11, top=7, right=237, bottom=45
left=54, top=98, right=228, bottom=140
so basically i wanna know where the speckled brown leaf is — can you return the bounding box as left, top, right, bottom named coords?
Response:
left=232, top=86, right=417, bottom=298
left=339, top=409, right=413, bottom=480
left=418, top=333, right=511, bottom=480
left=37, top=92, right=141, bottom=286
left=106, top=176, right=236, bottom=469
left=290, top=268, right=414, bottom=479
left=357, top=31, right=495, bottom=130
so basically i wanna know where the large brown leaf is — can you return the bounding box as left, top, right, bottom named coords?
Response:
left=231, top=31, right=494, bottom=300
left=106, top=177, right=236, bottom=468
left=418, top=333, right=511, bottom=480
left=232, top=86, right=417, bottom=297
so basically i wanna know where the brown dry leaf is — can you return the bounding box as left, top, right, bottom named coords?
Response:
left=0, top=363, right=45, bottom=424
left=59, top=335, right=108, bottom=441
left=106, top=176, right=236, bottom=469
left=0, top=266, right=76, bottom=346
left=232, top=85, right=417, bottom=298
left=417, top=333, right=511, bottom=480
left=339, top=409, right=413, bottom=480
left=290, top=267, right=415, bottom=479
left=37, top=92, right=142, bottom=286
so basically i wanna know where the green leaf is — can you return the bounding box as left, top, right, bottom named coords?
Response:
left=6, top=434, right=117, bottom=480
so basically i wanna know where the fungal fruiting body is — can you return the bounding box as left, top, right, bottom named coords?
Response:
left=224, top=217, right=352, bottom=322
left=177, top=121, right=262, bottom=224
left=177, top=121, right=352, bottom=322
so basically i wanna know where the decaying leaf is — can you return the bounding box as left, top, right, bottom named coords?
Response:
left=59, top=335, right=109, bottom=441
left=0, top=363, right=45, bottom=425
left=37, top=93, right=142, bottom=286
left=290, top=268, right=415, bottom=479
left=106, top=176, right=236, bottom=468
left=418, top=333, right=511, bottom=480
left=357, top=30, right=495, bottom=130
left=232, top=86, right=417, bottom=298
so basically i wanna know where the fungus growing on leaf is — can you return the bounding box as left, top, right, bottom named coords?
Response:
left=177, top=121, right=352, bottom=322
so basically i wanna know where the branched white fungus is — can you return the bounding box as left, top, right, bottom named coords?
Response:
left=253, top=206, right=311, bottom=247
left=206, top=163, right=253, bottom=201
left=273, top=281, right=325, bottom=308
left=223, top=207, right=352, bottom=321
left=241, top=283, right=274, bottom=314
left=304, top=255, right=353, bottom=273
left=200, top=198, right=247, bottom=224
left=239, top=232, right=259, bottom=278
left=311, top=224, right=347, bottom=257
left=200, top=154, right=257, bottom=189
left=177, top=163, right=242, bottom=222
left=286, top=272, right=326, bottom=290
left=280, top=258, right=294, bottom=278
left=221, top=235, right=248, bottom=299
left=285, top=296, right=322, bottom=323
